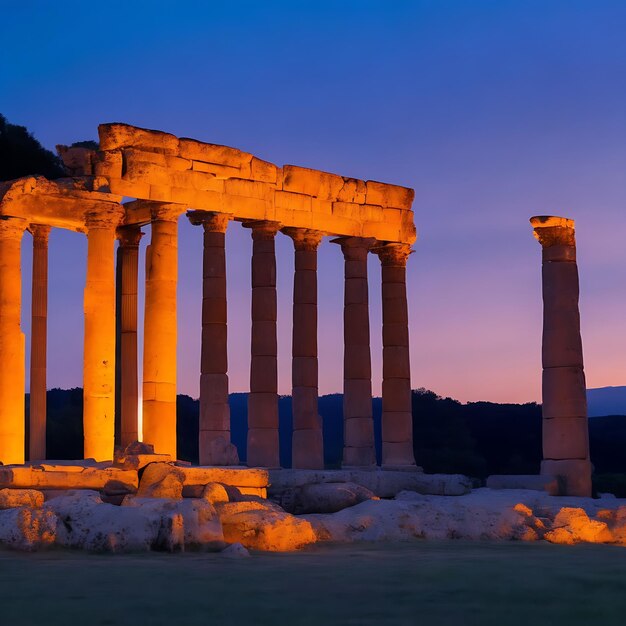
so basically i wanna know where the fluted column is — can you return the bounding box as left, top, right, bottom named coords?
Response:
left=83, top=207, right=123, bottom=461
left=0, top=217, right=27, bottom=465
left=332, top=236, right=376, bottom=468
left=531, top=215, right=591, bottom=497
left=188, top=210, right=237, bottom=465
left=283, top=227, right=324, bottom=469
left=143, top=203, right=181, bottom=459
left=29, top=224, right=51, bottom=461
left=116, top=225, right=143, bottom=448
left=374, top=243, right=416, bottom=468
left=244, top=220, right=281, bottom=468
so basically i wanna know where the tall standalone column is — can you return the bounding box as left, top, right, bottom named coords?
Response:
left=29, top=224, right=51, bottom=461
left=116, top=225, right=143, bottom=448
left=0, top=217, right=26, bottom=465
left=283, top=228, right=324, bottom=469
left=332, top=236, right=376, bottom=468
left=188, top=210, right=237, bottom=465
left=143, top=204, right=181, bottom=459
left=531, top=215, right=591, bottom=497
left=374, top=243, right=416, bottom=468
left=83, top=208, right=122, bottom=461
left=244, top=220, right=281, bottom=468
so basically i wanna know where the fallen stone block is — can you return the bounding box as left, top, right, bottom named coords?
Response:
left=201, top=483, right=229, bottom=505
left=45, top=490, right=184, bottom=552
left=221, top=508, right=316, bottom=552
left=137, top=463, right=184, bottom=499
left=123, top=497, right=223, bottom=548
left=550, top=507, right=613, bottom=544
left=0, top=488, right=44, bottom=509
left=486, top=474, right=560, bottom=496
left=179, top=466, right=269, bottom=498
left=278, top=482, right=378, bottom=514
left=0, top=507, right=57, bottom=550
left=0, top=466, right=138, bottom=492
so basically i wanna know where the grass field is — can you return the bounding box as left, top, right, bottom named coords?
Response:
left=1, top=541, right=626, bottom=625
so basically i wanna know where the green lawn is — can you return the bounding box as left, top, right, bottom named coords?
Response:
left=1, top=541, right=625, bottom=626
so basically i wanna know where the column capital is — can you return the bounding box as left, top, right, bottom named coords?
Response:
left=187, top=210, right=233, bottom=233
left=282, top=227, right=324, bottom=251
left=0, top=216, right=27, bottom=239
left=373, top=242, right=413, bottom=267
left=28, top=224, right=51, bottom=243
left=116, top=224, right=143, bottom=247
left=85, top=206, right=125, bottom=230
left=242, top=220, right=282, bottom=241
left=149, top=202, right=184, bottom=222
left=530, top=215, right=575, bottom=248
left=331, top=236, right=376, bottom=260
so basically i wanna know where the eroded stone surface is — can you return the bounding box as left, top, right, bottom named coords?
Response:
left=0, top=488, right=44, bottom=509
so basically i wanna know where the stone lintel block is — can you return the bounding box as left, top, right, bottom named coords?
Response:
left=543, top=416, right=589, bottom=460
left=179, top=137, right=253, bottom=168
left=365, top=180, right=414, bottom=209
left=248, top=392, right=279, bottom=429
left=337, top=177, right=367, bottom=204
left=191, top=159, right=240, bottom=178
left=361, top=204, right=384, bottom=221
left=344, top=345, right=372, bottom=379
left=200, top=326, right=227, bottom=373
left=202, top=276, right=227, bottom=299
left=382, top=440, right=415, bottom=467
left=382, top=411, right=413, bottom=443
left=292, top=429, right=324, bottom=470
left=383, top=323, right=409, bottom=347
left=292, top=387, right=320, bottom=430
left=200, top=402, right=230, bottom=431
left=345, top=277, right=368, bottom=305
left=93, top=150, right=123, bottom=179
left=250, top=157, right=279, bottom=183
left=223, top=194, right=271, bottom=220
left=343, top=379, right=373, bottom=419
left=201, top=296, right=227, bottom=324
left=250, top=356, right=278, bottom=393
left=382, top=378, right=412, bottom=413
left=333, top=201, right=362, bottom=220
left=252, top=257, right=277, bottom=288
left=382, top=346, right=410, bottom=379
left=542, top=367, right=587, bottom=418
left=345, top=416, right=375, bottom=448
left=99, top=123, right=180, bottom=154
left=179, top=466, right=269, bottom=489
left=124, top=148, right=191, bottom=171
left=0, top=466, right=138, bottom=491
left=173, top=169, right=225, bottom=193
left=342, top=446, right=376, bottom=468
left=123, top=159, right=174, bottom=188
left=247, top=428, right=280, bottom=468
left=292, top=356, right=318, bottom=388
left=293, top=271, right=317, bottom=304
left=251, top=288, right=277, bottom=321
left=282, top=164, right=344, bottom=200
left=362, top=221, right=401, bottom=244
left=149, top=184, right=172, bottom=202
left=540, top=459, right=592, bottom=497
left=109, top=179, right=151, bottom=201
left=251, top=320, right=277, bottom=356
left=200, top=373, right=229, bottom=405
left=224, top=178, right=275, bottom=201
left=275, top=190, right=312, bottom=212
left=311, top=198, right=333, bottom=215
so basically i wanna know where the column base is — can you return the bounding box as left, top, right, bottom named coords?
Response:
left=541, top=458, right=592, bottom=497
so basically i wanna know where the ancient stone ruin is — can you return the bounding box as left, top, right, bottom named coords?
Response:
left=0, top=123, right=591, bottom=502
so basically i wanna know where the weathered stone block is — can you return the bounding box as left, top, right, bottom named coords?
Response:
left=336, top=178, right=367, bottom=204
left=366, top=181, right=414, bottom=209
left=0, top=488, right=44, bottom=509
left=382, top=412, right=413, bottom=443
left=224, top=178, right=274, bottom=200
left=248, top=393, right=279, bottom=429
left=543, top=416, right=589, bottom=460
left=180, top=138, right=252, bottom=168
left=382, top=378, right=411, bottom=412
left=345, top=417, right=375, bottom=448
left=382, top=346, right=410, bottom=379
left=250, top=157, right=278, bottom=183
left=542, top=367, right=587, bottom=418
left=251, top=320, right=277, bottom=356
left=99, top=123, right=180, bottom=154
left=250, top=356, right=278, bottom=392
left=541, top=459, right=592, bottom=497
left=343, top=379, right=373, bottom=418
left=275, top=190, right=312, bottom=212
left=283, top=164, right=344, bottom=200
left=93, top=150, right=123, bottom=179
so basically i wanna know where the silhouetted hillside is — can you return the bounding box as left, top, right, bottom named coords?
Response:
left=0, top=114, right=65, bottom=180
left=28, top=388, right=626, bottom=484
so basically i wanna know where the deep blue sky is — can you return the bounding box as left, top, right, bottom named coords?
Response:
left=2, top=0, right=625, bottom=402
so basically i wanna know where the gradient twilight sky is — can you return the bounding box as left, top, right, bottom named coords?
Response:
left=1, top=0, right=625, bottom=403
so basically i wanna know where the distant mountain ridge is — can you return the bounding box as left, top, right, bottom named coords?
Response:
left=587, top=386, right=626, bottom=417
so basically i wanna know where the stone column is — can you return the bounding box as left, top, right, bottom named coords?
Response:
left=143, top=204, right=181, bottom=459
left=83, top=208, right=122, bottom=461
left=283, top=228, right=324, bottom=469
left=0, top=217, right=26, bottom=465
left=244, top=220, right=281, bottom=468
left=531, top=215, right=591, bottom=497
left=187, top=210, right=238, bottom=466
left=374, top=243, right=416, bottom=468
left=29, top=224, right=51, bottom=461
left=332, top=236, right=376, bottom=468
left=116, top=225, right=143, bottom=448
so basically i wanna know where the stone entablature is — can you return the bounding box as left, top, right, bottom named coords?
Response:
left=94, top=123, right=416, bottom=244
